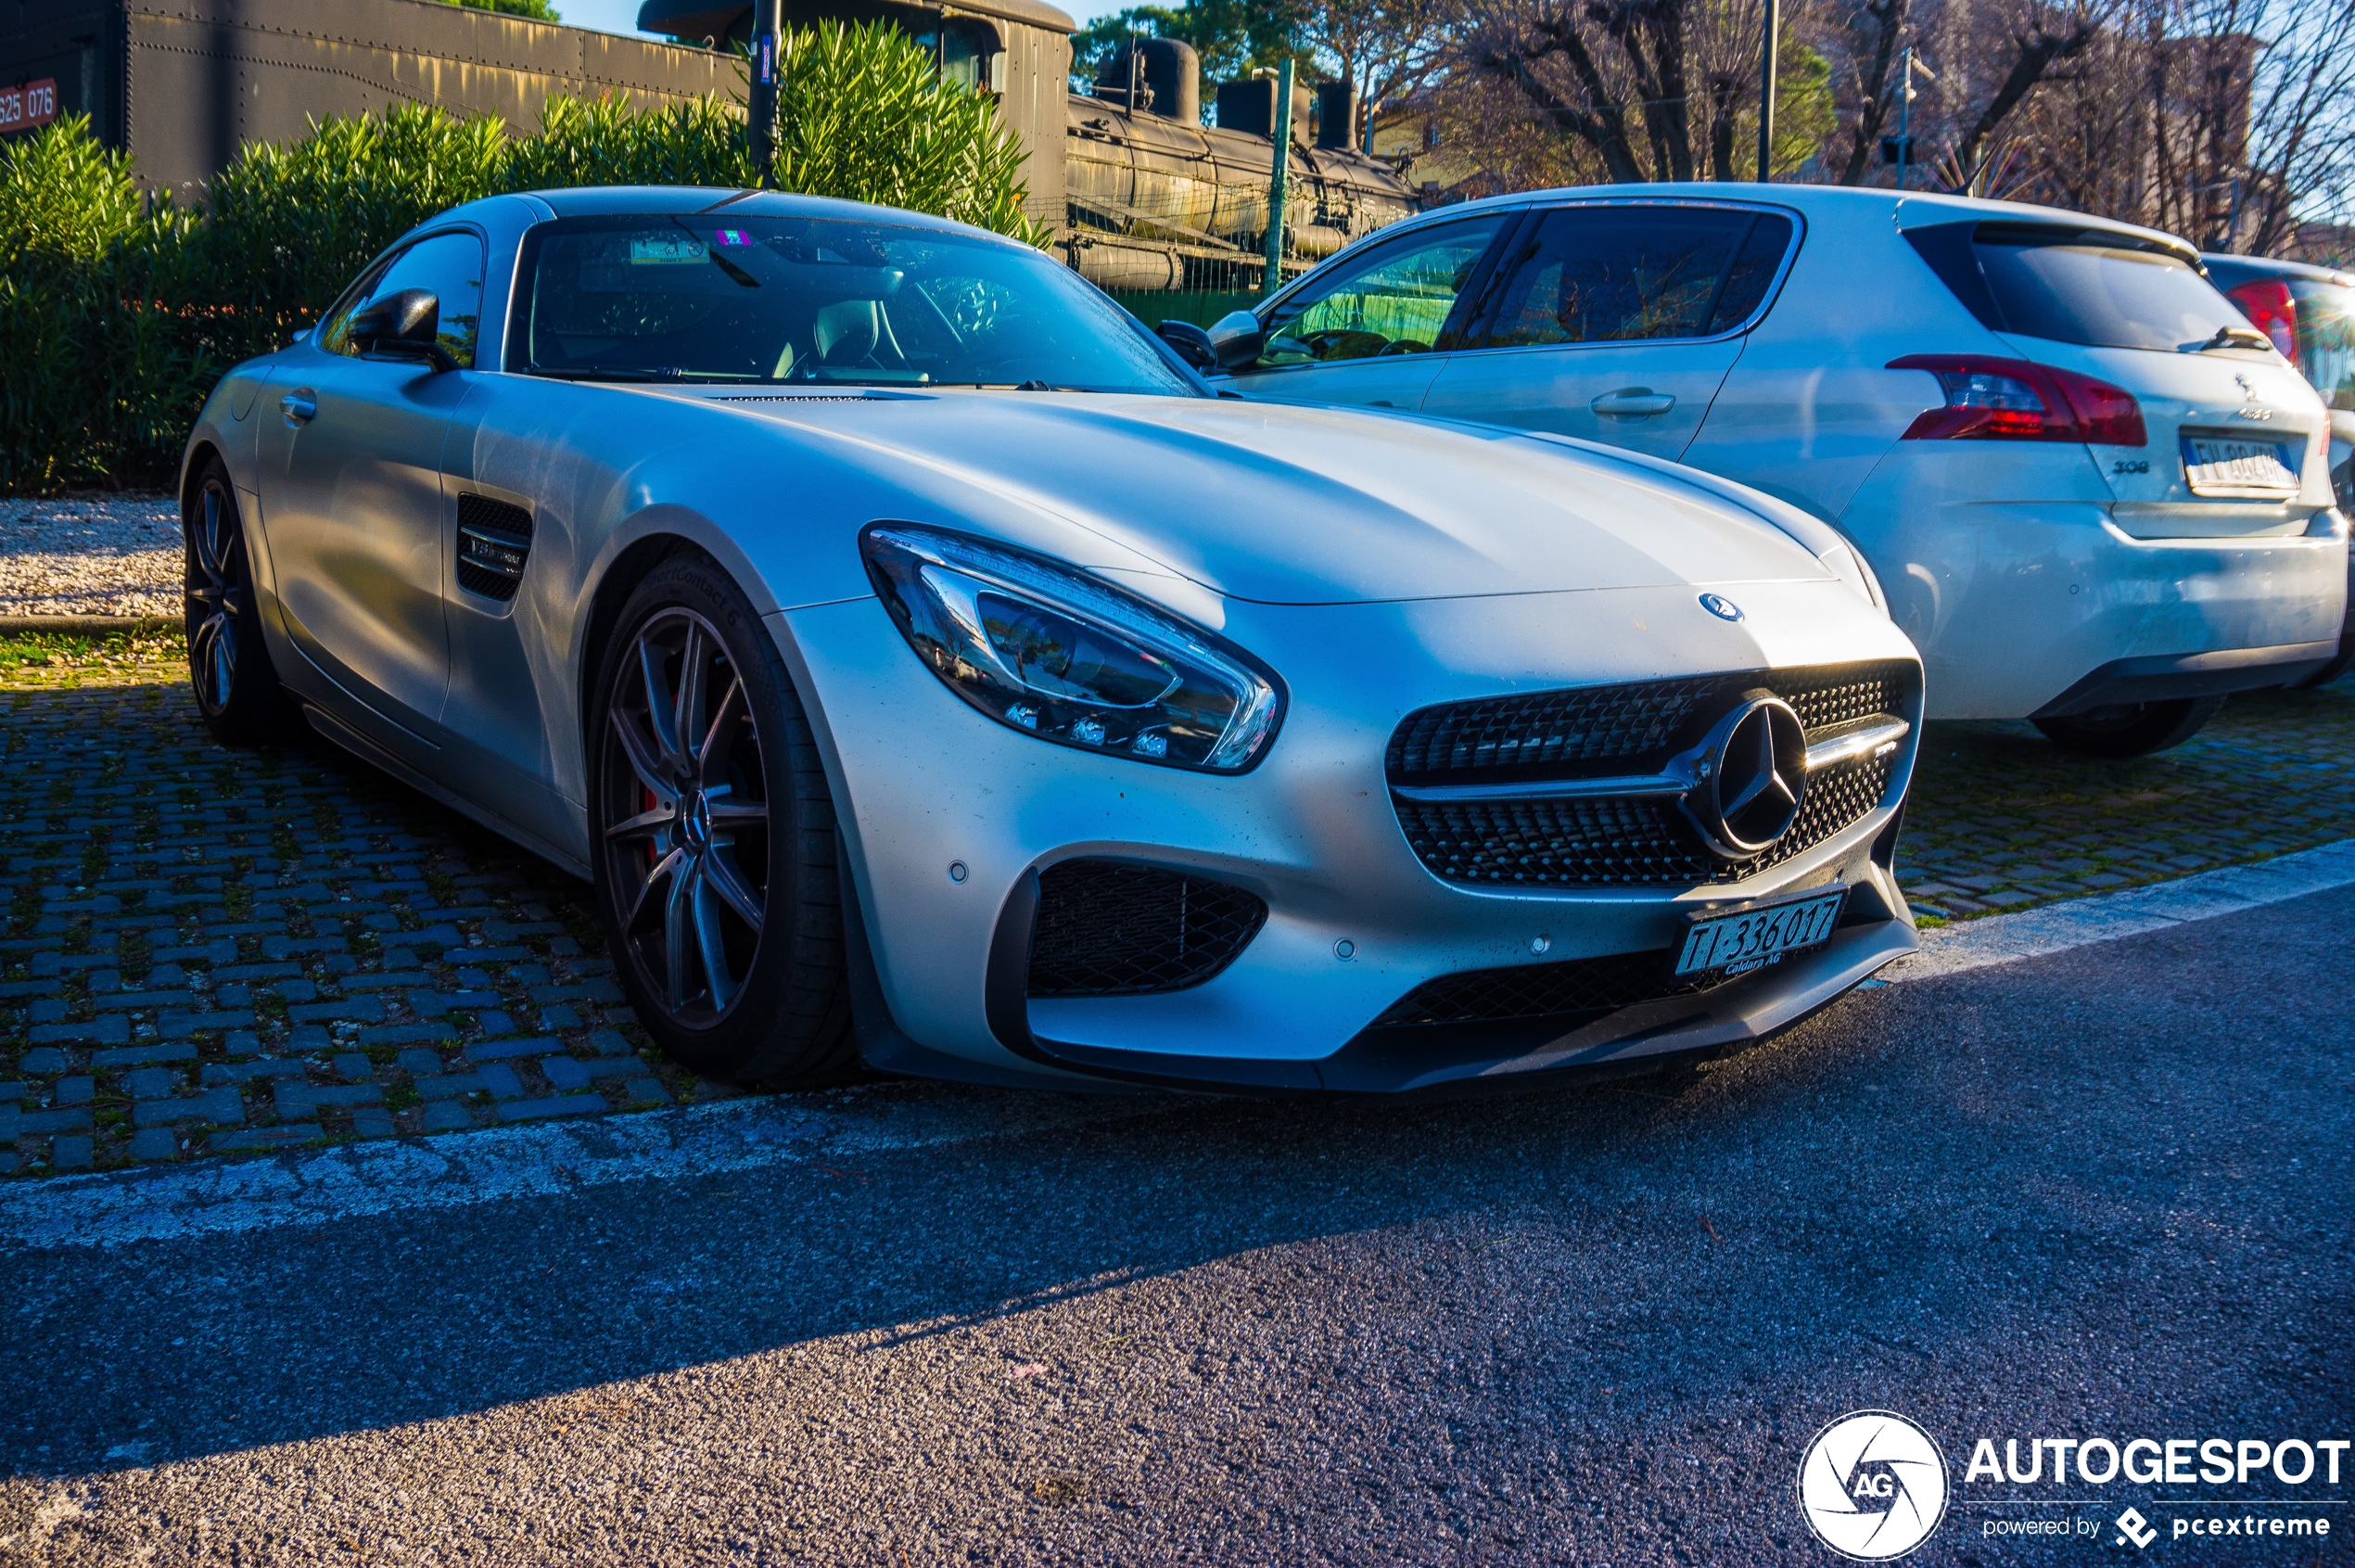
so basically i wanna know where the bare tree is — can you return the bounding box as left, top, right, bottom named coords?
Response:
left=1454, top=0, right=1834, bottom=183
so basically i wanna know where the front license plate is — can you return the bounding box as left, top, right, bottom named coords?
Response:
left=1674, top=888, right=1846, bottom=977
left=2181, top=433, right=2300, bottom=494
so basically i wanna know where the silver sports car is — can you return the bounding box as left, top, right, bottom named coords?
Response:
left=182, top=186, right=1925, bottom=1095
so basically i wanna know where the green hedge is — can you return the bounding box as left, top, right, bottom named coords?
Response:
left=0, top=20, right=1044, bottom=495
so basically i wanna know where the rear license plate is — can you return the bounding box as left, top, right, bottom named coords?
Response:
left=1674, top=887, right=1846, bottom=977
left=2181, top=433, right=2300, bottom=495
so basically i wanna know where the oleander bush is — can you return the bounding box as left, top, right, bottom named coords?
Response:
left=0, top=19, right=1043, bottom=494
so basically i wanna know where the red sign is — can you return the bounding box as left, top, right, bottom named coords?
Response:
left=0, top=79, right=58, bottom=134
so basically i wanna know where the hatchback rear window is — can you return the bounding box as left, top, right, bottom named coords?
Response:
left=1965, top=225, right=2246, bottom=351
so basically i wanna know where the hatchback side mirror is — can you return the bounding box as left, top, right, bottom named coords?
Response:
left=1205, top=309, right=1267, bottom=371
left=349, top=288, right=454, bottom=372
left=1155, top=319, right=1217, bottom=373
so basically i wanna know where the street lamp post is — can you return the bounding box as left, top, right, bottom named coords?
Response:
left=748, top=0, right=782, bottom=187
left=1264, top=57, right=1294, bottom=298
left=1757, top=0, right=1778, bottom=182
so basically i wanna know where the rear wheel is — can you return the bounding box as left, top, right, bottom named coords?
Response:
left=589, top=555, right=854, bottom=1087
left=2032, top=696, right=2223, bottom=759
left=184, top=457, right=301, bottom=745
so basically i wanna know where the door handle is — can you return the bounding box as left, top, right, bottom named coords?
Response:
left=279, top=390, right=317, bottom=427
left=1591, top=388, right=1675, bottom=418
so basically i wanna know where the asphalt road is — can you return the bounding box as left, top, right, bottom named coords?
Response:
left=3, top=888, right=2349, bottom=1566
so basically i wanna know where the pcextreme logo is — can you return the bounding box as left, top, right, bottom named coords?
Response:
left=1797, top=1410, right=1951, bottom=1560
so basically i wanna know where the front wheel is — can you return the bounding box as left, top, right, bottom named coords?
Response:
left=184, top=457, right=302, bottom=745
left=2032, top=696, right=2223, bottom=759
left=589, top=554, right=854, bottom=1087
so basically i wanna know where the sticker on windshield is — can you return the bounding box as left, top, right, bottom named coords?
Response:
left=714, top=229, right=751, bottom=248
left=630, top=236, right=707, bottom=265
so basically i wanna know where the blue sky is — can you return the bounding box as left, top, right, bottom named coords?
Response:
left=554, top=0, right=1127, bottom=38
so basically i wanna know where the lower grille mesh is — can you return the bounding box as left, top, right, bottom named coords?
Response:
left=1028, top=860, right=1267, bottom=998
left=1394, top=752, right=1895, bottom=888
left=1372, top=946, right=1717, bottom=1028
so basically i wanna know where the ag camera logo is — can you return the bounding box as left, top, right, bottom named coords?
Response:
left=1798, top=1409, right=1951, bottom=1560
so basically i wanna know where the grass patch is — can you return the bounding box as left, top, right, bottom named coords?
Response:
left=0, top=627, right=185, bottom=689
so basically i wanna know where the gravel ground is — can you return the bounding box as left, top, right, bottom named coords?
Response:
left=0, top=888, right=2345, bottom=1565
left=0, top=497, right=181, bottom=618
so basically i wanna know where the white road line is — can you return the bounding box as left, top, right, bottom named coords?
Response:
left=0, top=1087, right=1141, bottom=1251
left=12, top=840, right=2354, bottom=1251
left=1886, top=836, right=2355, bottom=983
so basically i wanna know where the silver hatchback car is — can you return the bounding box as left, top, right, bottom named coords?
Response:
left=1203, top=186, right=2349, bottom=757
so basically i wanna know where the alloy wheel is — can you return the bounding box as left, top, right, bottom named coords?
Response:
left=185, top=474, right=243, bottom=714
left=599, top=608, right=770, bottom=1026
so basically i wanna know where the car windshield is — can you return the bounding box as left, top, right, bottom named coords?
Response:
left=1973, top=226, right=2247, bottom=352
left=2289, top=277, right=2355, bottom=411
left=509, top=213, right=1194, bottom=394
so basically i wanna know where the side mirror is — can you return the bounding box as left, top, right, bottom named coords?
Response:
left=1155, top=319, right=1217, bottom=374
left=348, top=287, right=454, bottom=372
left=1205, top=309, right=1267, bottom=371
left=290, top=325, right=312, bottom=346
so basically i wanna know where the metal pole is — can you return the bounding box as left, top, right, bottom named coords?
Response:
left=1265, top=58, right=1294, bottom=297
left=1894, top=45, right=1911, bottom=192
left=747, top=0, right=781, bottom=188
left=1756, top=0, right=1778, bottom=182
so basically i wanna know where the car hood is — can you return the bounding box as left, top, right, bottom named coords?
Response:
left=693, top=389, right=1835, bottom=606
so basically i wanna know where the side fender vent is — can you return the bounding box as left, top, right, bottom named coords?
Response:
left=456, top=494, right=534, bottom=603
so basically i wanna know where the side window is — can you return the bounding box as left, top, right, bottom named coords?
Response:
left=317, top=231, right=488, bottom=368
left=1254, top=214, right=1512, bottom=369
left=1476, top=206, right=1794, bottom=349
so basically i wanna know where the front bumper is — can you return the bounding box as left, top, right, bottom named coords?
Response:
left=775, top=579, right=1921, bottom=1096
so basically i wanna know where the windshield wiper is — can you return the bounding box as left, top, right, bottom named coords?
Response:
left=2186, top=324, right=2272, bottom=352
left=521, top=367, right=666, bottom=382
left=522, top=367, right=758, bottom=383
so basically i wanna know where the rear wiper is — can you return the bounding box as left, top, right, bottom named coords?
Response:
left=2186, top=324, right=2272, bottom=352
left=670, top=215, right=760, bottom=289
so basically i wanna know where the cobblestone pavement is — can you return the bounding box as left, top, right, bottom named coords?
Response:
left=2, top=630, right=2349, bottom=1179
left=1901, top=677, right=2355, bottom=921
left=1, top=639, right=727, bottom=1180
left=0, top=496, right=180, bottom=618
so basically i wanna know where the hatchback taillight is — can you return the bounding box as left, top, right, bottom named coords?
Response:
left=1889, top=355, right=2148, bottom=446
left=2223, top=278, right=2299, bottom=366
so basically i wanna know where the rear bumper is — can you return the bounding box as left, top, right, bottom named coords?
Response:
left=2031, top=639, right=2341, bottom=716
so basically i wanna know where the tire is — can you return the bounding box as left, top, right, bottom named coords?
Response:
left=184, top=456, right=303, bottom=745
left=588, top=553, right=855, bottom=1087
left=2032, top=696, right=2224, bottom=759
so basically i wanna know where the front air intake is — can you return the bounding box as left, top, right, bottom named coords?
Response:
left=1027, top=860, right=1267, bottom=997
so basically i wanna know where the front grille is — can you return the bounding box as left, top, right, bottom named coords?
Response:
left=1386, top=663, right=1908, bottom=786
left=1394, top=750, right=1896, bottom=888
left=1387, top=662, right=1911, bottom=889
left=1027, top=860, right=1268, bottom=997
left=1371, top=946, right=1717, bottom=1028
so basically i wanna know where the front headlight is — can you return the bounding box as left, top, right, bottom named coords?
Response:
left=860, top=525, right=1285, bottom=772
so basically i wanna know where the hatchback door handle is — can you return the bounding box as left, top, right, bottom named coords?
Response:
left=280, top=391, right=317, bottom=427
left=1591, top=388, right=1675, bottom=418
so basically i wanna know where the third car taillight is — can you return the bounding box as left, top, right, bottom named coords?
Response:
left=2223, top=278, right=2299, bottom=365
left=1889, top=355, right=2148, bottom=446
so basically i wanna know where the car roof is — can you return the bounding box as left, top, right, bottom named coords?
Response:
left=1392, top=182, right=2197, bottom=259
left=514, top=185, right=1017, bottom=244
left=2200, top=250, right=2355, bottom=287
